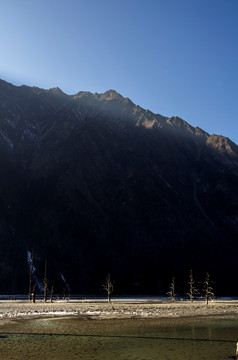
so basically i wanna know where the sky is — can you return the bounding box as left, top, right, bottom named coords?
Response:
left=0, top=0, right=238, bottom=143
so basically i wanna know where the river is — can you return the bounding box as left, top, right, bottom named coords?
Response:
left=0, top=315, right=237, bottom=359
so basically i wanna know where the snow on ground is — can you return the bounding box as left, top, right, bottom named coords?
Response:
left=0, top=299, right=238, bottom=319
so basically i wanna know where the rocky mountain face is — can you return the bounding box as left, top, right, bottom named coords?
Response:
left=0, top=79, right=238, bottom=296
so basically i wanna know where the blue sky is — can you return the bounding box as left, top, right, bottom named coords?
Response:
left=0, top=0, right=238, bottom=143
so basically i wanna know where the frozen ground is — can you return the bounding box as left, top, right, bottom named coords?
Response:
left=0, top=298, right=238, bottom=319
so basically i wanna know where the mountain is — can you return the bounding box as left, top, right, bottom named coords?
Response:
left=0, top=79, right=238, bottom=296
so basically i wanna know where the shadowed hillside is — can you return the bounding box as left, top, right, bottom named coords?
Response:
left=0, top=79, right=238, bottom=295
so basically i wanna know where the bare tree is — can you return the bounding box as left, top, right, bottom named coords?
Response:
left=167, top=277, right=176, bottom=302
left=32, top=284, right=36, bottom=303
left=43, top=260, right=48, bottom=302
left=204, top=272, right=214, bottom=305
left=187, top=269, right=197, bottom=302
left=103, top=273, right=113, bottom=303
left=50, top=285, right=54, bottom=303
left=28, top=251, right=34, bottom=301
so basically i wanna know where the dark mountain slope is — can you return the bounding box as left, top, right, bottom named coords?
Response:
left=0, top=79, right=237, bottom=295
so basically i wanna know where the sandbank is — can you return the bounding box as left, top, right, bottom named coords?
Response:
left=0, top=298, right=238, bottom=320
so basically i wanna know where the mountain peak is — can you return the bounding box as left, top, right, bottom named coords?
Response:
left=207, top=134, right=238, bottom=157
left=99, top=89, right=123, bottom=100
left=48, top=87, right=65, bottom=95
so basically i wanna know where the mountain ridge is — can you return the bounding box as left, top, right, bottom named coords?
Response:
left=1, top=78, right=236, bottom=148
